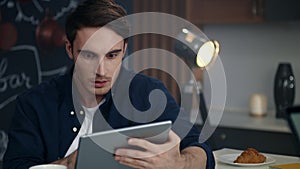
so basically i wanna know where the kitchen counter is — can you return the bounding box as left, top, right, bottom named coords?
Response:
left=215, top=111, right=290, bottom=133
left=192, top=109, right=290, bottom=133
left=191, top=109, right=298, bottom=156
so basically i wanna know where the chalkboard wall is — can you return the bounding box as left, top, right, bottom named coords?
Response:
left=0, top=0, right=133, bottom=131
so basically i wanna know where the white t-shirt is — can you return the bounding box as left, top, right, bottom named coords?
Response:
left=64, top=99, right=105, bottom=157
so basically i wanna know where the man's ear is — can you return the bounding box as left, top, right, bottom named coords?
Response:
left=65, top=39, right=74, bottom=60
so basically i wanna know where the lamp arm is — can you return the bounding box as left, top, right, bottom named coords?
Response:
left=199, top=92, right=208, bottom=124
left=195, top=81, right=209, bottom=124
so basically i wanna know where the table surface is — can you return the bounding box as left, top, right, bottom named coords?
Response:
left=214, top=148, right=300, bottom=169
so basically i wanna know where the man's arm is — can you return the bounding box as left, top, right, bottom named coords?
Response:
left=3, top=98, right=44, bottom=169
left=181, top=146, right=207, bottom=169
left=51, top=132, right=208, bottom=169
left=114, top=130, right=208, bottom=169
left=51, top=150, right=77, bottom=169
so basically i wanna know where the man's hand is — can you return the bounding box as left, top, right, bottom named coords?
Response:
left=114, top=130, right=207, bottom=169
left=51, top=150, right=78, bottom=169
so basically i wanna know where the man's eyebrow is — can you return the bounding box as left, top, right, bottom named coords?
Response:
left=77, top=49, right=98, bottom=56
left=107, top=49, right=122, bottom=54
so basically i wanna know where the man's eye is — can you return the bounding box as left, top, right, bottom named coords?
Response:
left=80, top=51, right=97, bottom=59
left=106, top=53, right=118, bottom=59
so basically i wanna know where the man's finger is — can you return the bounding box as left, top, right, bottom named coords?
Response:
left=116, top=156, right=149, bottom=169
left=115, top=148, right=155, bottom=159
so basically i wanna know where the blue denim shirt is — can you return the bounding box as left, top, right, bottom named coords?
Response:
left=3, top=67, right=215, bottom=169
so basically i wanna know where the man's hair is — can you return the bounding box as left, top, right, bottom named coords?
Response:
left=65, top=0, right=129, bottom=45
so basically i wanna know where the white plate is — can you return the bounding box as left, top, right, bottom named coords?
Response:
left=217, top=153, right=276, bottom=167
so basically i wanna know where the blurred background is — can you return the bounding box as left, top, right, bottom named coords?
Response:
left=1, top=0, right=300, bottom=165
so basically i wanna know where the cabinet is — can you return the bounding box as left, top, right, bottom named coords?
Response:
left=186, top=0, right=300, bottom=24
left=186, top=0, right=264, bottom=24
left=264, top=0, right=300, bottom=21
left=196, top=111, right=299, bottom=156
left=205, top=126, right=299, bottom=156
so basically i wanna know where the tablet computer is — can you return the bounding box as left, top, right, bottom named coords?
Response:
left=75, top=120, right=172, bottom=169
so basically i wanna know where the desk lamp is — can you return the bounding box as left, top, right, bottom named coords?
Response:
left=174, top=28, right=220, bottom=123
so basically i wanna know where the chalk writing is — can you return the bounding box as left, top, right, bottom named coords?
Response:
left=53, top=0, right=78, bottom=20
left=15, top=1, right=40, bottom=25
left=0, top=58, right=32, bottom=92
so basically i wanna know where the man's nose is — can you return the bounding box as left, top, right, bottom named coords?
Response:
left=96, top=59, right=105, bottom=76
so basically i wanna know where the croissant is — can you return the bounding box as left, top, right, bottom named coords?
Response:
left=234, top=148, right=266, bottom=163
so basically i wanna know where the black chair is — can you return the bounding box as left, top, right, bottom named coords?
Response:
left=286, top=105, right=300, bottom=156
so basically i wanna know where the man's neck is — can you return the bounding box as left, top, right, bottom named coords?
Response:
left=79, top=95, right=104, bottom=108
left=73, top=83, right=104, bottom=108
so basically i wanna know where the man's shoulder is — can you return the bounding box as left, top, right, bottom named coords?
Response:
left=118, top=68, right=164, bottom=88
left=131, top=72, right=164, bottom=87
left=18, top=73, right=70, bottom=101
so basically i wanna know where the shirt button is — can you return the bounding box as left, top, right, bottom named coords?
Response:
left=80, top=110, right=84, bottom=115
left=73, top=127, right=78, bottom=132
left=70, top=111, right=75, bottom=115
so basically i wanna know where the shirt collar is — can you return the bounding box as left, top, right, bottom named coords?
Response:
left=82, top=98, right=106, bottom=119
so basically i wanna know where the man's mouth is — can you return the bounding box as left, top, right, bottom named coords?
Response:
left=93, top=80, right=108, bottom=88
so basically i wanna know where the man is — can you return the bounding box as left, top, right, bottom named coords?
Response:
left=3, top=0, right=215, bottom=169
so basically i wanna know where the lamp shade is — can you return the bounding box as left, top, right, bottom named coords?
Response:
left=174, top=28, right=219, bottom=68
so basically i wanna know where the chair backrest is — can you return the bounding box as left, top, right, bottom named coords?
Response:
left=286, top=106, right=300, bottom=156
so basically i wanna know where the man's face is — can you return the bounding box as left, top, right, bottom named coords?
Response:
left=66, top=27, right=127, bottom=104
